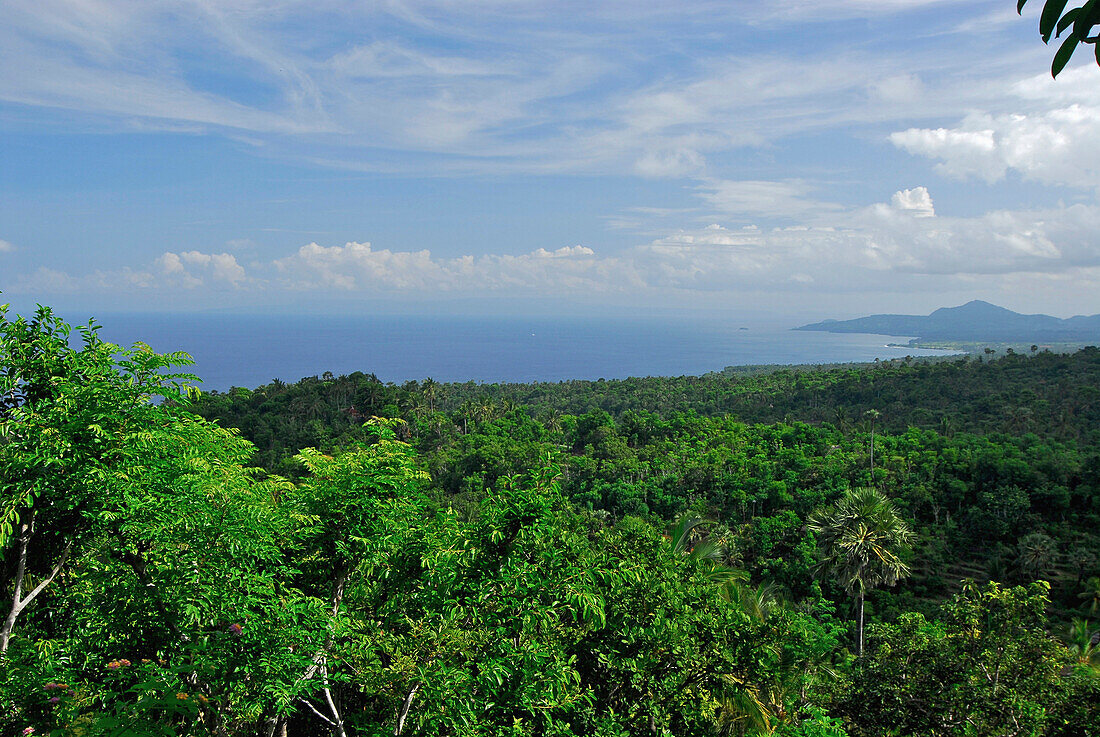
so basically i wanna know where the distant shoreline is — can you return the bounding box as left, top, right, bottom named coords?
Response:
left=885, top=339, right=1096, bottom=355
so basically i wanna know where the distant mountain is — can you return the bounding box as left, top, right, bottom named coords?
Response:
left=796, top=300, right=1100, bottom=343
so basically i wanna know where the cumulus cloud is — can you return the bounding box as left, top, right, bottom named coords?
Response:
left=272, top=241, right=628, bottom=293
left=623, top=189, right=1100, bottom=294
left=10, top=189, right=1100, bottom=303
left=889, top=187, right=935, bottom=217
left=7, top=250, right=251, bottom=296
left=890, top=67, right=1100, bottom=189
left=157, top=251, right=247, bottom=288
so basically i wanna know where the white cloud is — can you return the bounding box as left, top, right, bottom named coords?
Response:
left=890, top=67, right=1100, bottom=189
left=891, top=125, right=1002, bottom=182
left=622, top=189, right=1100, bottom=294
left=869, top=74, right=925, bottom=104
left=754, top=0, right=967, bottom=21
left=272, top=241, right=626, bottom=292
left=14, top=266, right=79, bottom=293
left=8, top=250, right=250, bottom=295
left=10, top=189, right=1100, bottom=305
left=154, top=251, right=247, bottom=288
left=890, top=187, right=935, bottom=217
left=634, top=148, right=706, bottom=178
left=0, top=239, right=14, bottom=253
left=531, top=245, right=595, bottom=258
left=697, top=179, right=843, bottom=221
left=178, top=251, right=247, bottom=285
left=0, top=0, right=1021, bottom=178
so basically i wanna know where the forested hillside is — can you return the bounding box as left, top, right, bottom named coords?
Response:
left=188, top=350, right=1100, bottom=624
left=3, top=308, right=1099, bottom=736
left=192, top=348, right=1100, bottom=470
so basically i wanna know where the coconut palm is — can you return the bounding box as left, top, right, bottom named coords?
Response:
left=1067, top=618, right=1100, bottom=670
left=668, top=515, right=746, bottom=586
left=1080, top=576, right=1100, bottom=615
left=1016, top=532, right=1058, bottom=582
left=720, top=580, right=784, bottom=622
left=863, top=409, right=881, bottom=475
left=421, top=377, right=440, bottom=412
left=808, top=487, right=913, bottom=656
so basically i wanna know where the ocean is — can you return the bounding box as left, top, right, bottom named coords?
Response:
left=89, top=313, right=957, bottom=392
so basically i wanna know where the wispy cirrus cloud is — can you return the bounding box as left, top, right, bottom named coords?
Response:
left=6, top=0, right=1099, bottom=320
left=0, top=0, right=1034, bottom=176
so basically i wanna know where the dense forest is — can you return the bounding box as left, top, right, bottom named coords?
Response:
left=2, top=306, right=1099, bottom=736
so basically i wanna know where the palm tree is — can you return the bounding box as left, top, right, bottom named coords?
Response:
left=1079, top=576, right=1100, bottom=615
left=863, top=409, right=881, bottom=476
left=667, top=516, right=746, bottom=586
left=808, top=487, right=913, bottom=657
left=720, top=580, right=783, bottom=622
left=1067, top=618, right=1100, bottom=670
left=1016, top=532, right=1058, bottom=582
left=421, top=377, right=440, bottom=412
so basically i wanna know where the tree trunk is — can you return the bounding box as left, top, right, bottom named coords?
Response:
left=2, top=516, right=71, bottom=655
left=857, top=590, right=865, bottom=658
left=394, top=684, right=420, bottom=736
left=0, top=520, right=31, bottom=655
left=870, top=427, right=875, bottom=475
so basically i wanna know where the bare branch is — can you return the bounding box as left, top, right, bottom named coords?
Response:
left=395, top=683, right=421, bottom=736
left=297, top=698, right=339, bottom=728
left=18, top=537, right=72, bottom=609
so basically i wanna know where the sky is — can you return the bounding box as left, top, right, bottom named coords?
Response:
left=2, top=0, right=1100, bottom=322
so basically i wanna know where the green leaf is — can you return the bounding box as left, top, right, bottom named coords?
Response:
left=1040, top=0, right=1070, bottom=41
left=1073, top=0, right=1099, bottom=38
left=1052, top=33, right=1079, bottom=76
left=1057, top=7, right=1081, bottom=35
left=1019, top=0, right=1030, bottom=14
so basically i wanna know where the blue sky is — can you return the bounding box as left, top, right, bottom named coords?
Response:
left=2, top=0, right=1100, bottom=321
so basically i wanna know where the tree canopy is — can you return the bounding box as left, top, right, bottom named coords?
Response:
left=3, top=305, right=1099, bottom=735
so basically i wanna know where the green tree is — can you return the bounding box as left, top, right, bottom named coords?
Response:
left=1019, top=0, right=1100, bottom=77
left=1078, top=576, right=1100, bottom=615
left=1066, top=618, right=1100, bottom=670
left=843, top=581, right=1098, bottom=736
left=1017, top=532, right=1059, bottom=581
left=1, top=304, right=195, bottom=655
left=808, top=488, right=913, bottom=657
left=863, top=410, right=880, bottom=476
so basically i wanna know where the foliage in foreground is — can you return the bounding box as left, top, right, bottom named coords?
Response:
left=2, top=306, right=1098, bottom=735
left=844, top=580, right=1097, bottom=737
left=1019, top=0, right=1100, bottom=78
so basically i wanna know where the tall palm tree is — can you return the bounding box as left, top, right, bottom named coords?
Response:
left=421, top=377, right=440, bottom=412
left=808, top=487, right=913, bottom=657
left=863, top=409, right=881, bottom=476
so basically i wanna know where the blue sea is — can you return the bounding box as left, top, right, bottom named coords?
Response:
left=89, top=313, right=957, bottom=392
